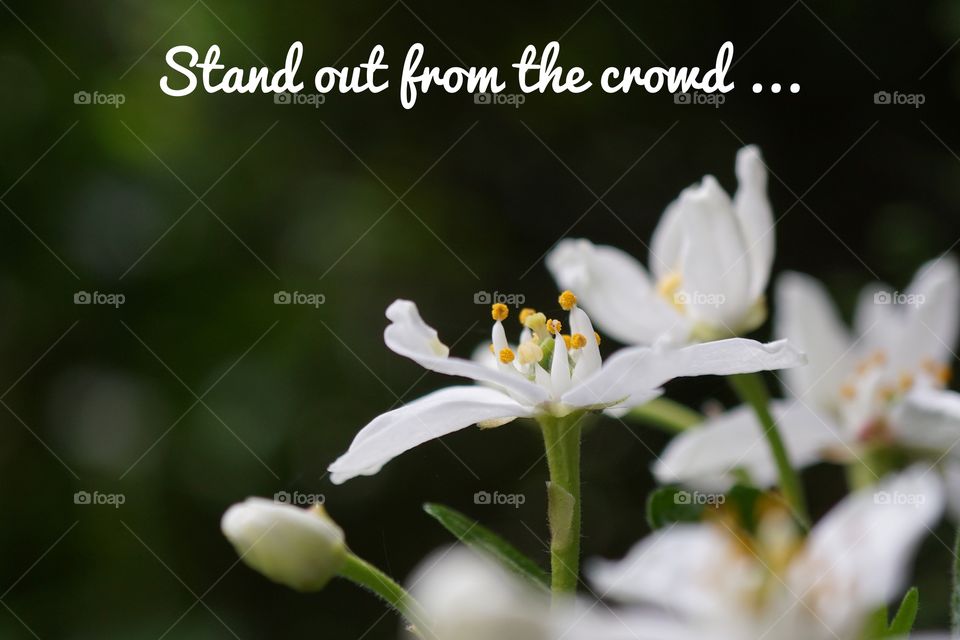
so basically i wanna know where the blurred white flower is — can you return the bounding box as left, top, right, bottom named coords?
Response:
left=587, top=467, right=943, bottom=640
left=548, top=146, right=772, bottom=346
left=328, top=292, right=804, bottom=484
left=655, top=258, right=960, bottom=494
left=409, top=547, right=705, bottom=640
left=221, top=497, right=346, bottom=591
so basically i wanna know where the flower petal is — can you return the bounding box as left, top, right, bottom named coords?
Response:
left=774, top=272, right=852, bottom=409
left=889, top=388, right=960, bottom=452
left=546, top=239, right=687, bottom=345
left=896, top=256, right=960, bottom=368
left=561, top=338, right=805, bottom=410
left=653, top=400, right=843, bottom=491
left=586, top=524, right=738, bottom=619
left=732, top=145, right=775, bottom=300
left=790, top=466, right=943, bottom=620
left=328, top=386, right=533, bottom=484
left=384, top=300, right=548, bottom=405
left=569, top=306, right=602, bottom=383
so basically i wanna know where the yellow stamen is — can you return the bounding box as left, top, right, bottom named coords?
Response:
left=488, top=343, right=494, bottom=354
left=519, top=308, right=536, bottom=325
left=561, top=334, right=572, bottom=350
left=923, top=358, right=953, bottom=385
left=594, top=331, right=602, bottom=345
left=571, top=333, right=587, bottom=349
left=558, top=290, right=577, bottom=311
left=879, top=385, right=896, bottom=401
left=491, top=303, right=509, bottom=321
left=839, top=383, right=856, bottom=400
left=657, top=271, right=684, bottom=310
left=546, top=319, right=562, bottom=335
left=899, top=372, right=914, bottom=392
left=872, top=349, right=887, bottom=366
left=498, top=348, right=515, bottom=364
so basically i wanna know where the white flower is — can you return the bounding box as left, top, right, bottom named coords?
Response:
left=586, top=467, right=943, bottom=640
left=547, top=145, right=773, bottom=346
left=328, top=292, right=805, bottom=484
left=221, top=497, right=346, bottom=591
left=655, top=257, right=960, bottom=494
left=409, top=546, right=704, bottom=640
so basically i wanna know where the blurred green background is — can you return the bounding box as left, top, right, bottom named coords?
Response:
left=2, top=0, right=960, bottom=637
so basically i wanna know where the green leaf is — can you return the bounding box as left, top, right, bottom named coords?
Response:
left=646, top=486, right=705, bottom=529
left=423, top=503, right=549, bottom=590
left=861, top=605, right=889, bottom=640
left=887, top=587, right=919, bottom=636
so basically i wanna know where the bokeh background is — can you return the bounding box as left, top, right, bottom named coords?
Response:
left=2, top=0, right=960, bottom=637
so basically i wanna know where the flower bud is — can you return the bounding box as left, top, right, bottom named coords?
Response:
left=221, top=497, right=346, bottom=591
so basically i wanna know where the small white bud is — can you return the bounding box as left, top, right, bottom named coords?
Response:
left=221, top=497, right=346, bottom=591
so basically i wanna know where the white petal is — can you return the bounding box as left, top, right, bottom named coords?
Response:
left=328, top=386, right=532, bottom=484
left=774, top=272, right=852, bottom=408
left=410, top=546, right=552, bottom=640
left=732, top=145, right=775, bottom=301
left=384, top=300, right=548, bottom=405
left=653, top=401, right=843, bottom=491
left=650, top=191, right=686, bottom=282
left=586, top=524, right=738, bottom=619
left=569, top=306, right=602, bottom=382
left=546, top=239, right=687, bottom=345
left=897, top=256, right=960, bottom=368
left=790, top=466, right=944, bottom=618
left=562, top=338, right=805, bottom=410
left=551, top=328, right=572, bottom=397
left=889, top=388, right=960, bottom=452
left=673, top=177, right=753, bottom=326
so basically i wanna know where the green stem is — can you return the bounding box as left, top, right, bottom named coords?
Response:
left=627, top=397, right=704, bottom=433
left=728, top=372, right=810, bottom=529
left=339, top=552, right=429, bottom=636
left=539, top=412, right=584, bottom=597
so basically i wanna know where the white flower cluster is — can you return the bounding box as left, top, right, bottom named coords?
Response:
left=221, top=147, right=958, bottom=640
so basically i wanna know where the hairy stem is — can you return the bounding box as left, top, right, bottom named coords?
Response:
left=539, top=412, right=584, bottom=597
left=729, top=372, right=810, bottom=528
